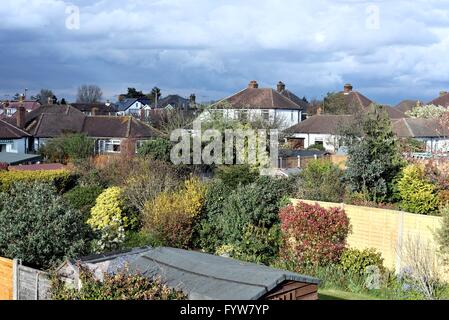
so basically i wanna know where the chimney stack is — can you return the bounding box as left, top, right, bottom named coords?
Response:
left=47, top=96, right=53, bottom=105
left=189, top=94, right=196, bottom=110
left=317, top=106, right=323, bottom=115
left=277, top=81, right=286, bottom=93
left=248, top=80, right=259, bottom=89
left=344, top=83, right=353, bottom=93
left=440, top=91, right=448, bottom=97
left=92, top=107, right=99, bottom=116
left=17, top=106, right=26, bottom=129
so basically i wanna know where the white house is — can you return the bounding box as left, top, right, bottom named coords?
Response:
left=205, top=81, right=307, bottom=129
left=116, top=98, right=152, bottom=117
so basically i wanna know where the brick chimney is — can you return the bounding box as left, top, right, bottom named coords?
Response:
left=344, top=83, right=353, bottom=94
left=248, top=80, right=259, bottom=89
left=17, top=106, right=26, bottom=129
left=277, top=81, right=286, bottom=93
left=91, top=107, right=99, bottom=116
left=440, top=91, right=448, bottom=97
left=47, top=96, right=53, bottom=105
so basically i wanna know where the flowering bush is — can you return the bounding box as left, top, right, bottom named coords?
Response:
left=406, top=104, right=449, bottom=119
left=143, top=177, right=207, bottom=248
left=0, top=169, right=74, bottom=192
left=279, top=202, right=351, bottom=268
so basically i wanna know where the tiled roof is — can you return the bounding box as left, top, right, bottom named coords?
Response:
left=395, top=100, right=421, bottom=113
left=286, top=115, right=354, bottom=134
left=0, top=119, right=31, bottom=139
left=279, top=90, right=309, bottom=110
left=82, top=116, right=161, bottom=138
left=341, top=91, right=373, bottom=109
left=392, top=118, right=449, bottom=138
left=428, top=92, right=449, bottom=108
left=70, top=103, right=118, bottom=114
left=5, top=100, right=41, bottom=111
left=214, top=87, right=304, bottom=110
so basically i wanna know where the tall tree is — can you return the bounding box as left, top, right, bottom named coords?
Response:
left=343, top=106, right=404, bottom=202
left=77, top=85, right=103, bottom=103
left=122, top=88, right=146, bottom=99
left=150, top=87, right=162, bottom=103
left=33, top=89, right=54, bottom=105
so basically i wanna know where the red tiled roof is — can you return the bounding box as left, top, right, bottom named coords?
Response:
left=7, top=100, right=41, bottom=111
left=428, top=92, right=449, bottom=108
left=0, top=119, right=31, bottom=139
left=214, top=87, right=304, bottom=110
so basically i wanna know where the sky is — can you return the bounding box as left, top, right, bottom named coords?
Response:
left=1, top=0, right=449, bottom=105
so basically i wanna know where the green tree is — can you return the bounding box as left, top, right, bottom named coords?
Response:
left=40, top=133, right=95, bottom=163
left=138, top=138, right=172, bottom=162
left=344, top=107, right=404, bottom=202
left=296, top=159, right=346, bottom=203
left=215, top=165, right=259, bottom=189
left=322, top=91, right=360, bottom=115
left=0, top=182, right=89, bottom=269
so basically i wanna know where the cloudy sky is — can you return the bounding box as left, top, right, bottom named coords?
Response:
left=1, top=0, right=449, bottom=105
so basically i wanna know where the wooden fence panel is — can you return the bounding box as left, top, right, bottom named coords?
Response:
left=17, top=265, right=51, bottom=300
left=0, top=257, right=13, bottom=300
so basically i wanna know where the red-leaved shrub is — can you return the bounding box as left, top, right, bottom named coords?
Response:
left=279, top=202, right=351, bottom=268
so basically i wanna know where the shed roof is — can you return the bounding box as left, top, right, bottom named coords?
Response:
left=0, top=153, right=41, bottom=165
left=128, top=247, right=320, bottom=300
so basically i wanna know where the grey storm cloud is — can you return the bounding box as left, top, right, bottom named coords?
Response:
left=1, top=0, right=449, bottom=104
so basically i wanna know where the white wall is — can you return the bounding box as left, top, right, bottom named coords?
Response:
left=421, top=138, right=449, bottom=153
left=291, top=133, right=339, bottom=152
left=199, top=108, right=302, bottom=129
left=1, top=138, right=27, bottom=154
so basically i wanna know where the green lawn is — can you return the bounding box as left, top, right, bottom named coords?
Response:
left=319, top=289, right=380, bottom=300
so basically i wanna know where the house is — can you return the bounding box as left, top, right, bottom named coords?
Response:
left=7, top=104, right=161, bottom=155
left=287, top=113, right=449, bottom=154
left=392, top=118, right=449, bottom=153
left=285, top=114, right=353, bottom=152
left=0, top=99, right=41, bottom=117
left=153, top=94, right=196, bottom=110
left=116, top=98, right=152, bottom=117
left=57, top=247, right=320, bottom=300
left=207, top=81, right=306, bottom=129
left=0, top=107, right=41, bottom=165
left=428, top=91, right=449, bottom=108
left=395, top=100, right=422, bottom=114
left=70, top=102, right=118, bottom=116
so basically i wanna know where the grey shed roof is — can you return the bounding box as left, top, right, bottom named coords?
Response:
left=0, top=153, right=41, bottom=165
left=128, top=247, right=320, bottom=300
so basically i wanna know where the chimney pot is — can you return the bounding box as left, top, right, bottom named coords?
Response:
left=47, top=97, right=53, bottom=105
left=248, top=80, right=259, bottom=89
left=17, top=106, right=26, bottom=129
left=344, top=83, right=353, bottom=93
left=277, top=81, right=286, bottom=93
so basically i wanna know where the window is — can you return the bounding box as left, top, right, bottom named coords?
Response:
left=97, top=139, right=121, bottom=154
left=262, top=110, right=270, bottom=121
left=238, top=110, right=249, bottom=122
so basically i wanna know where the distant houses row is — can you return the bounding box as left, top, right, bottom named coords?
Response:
left=1, top=81, right=449, bottom=165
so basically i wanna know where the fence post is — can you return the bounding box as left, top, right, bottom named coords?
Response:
left=12, top=259, right=18, bottom=300
left=395, top=211, right=405, bottom=274
left=297, top=156, right=301, bottom=168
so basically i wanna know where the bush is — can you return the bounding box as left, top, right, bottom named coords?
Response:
left=397, top=164, right=440, bottom=215
left=340, top=248, right=385, bottom=275
left=215, top=165, right=259, bottom=189
left=51, top=266, right=186, bottom=300
left=279, top=202, right=351, bottom=268
left=64, top=185, right=104, bottom=220
left=307, top=143, right=325, bottom=151
left=437, top=205, right=449, bottom=265
left=138, top=138, right=172, bottom=162
left=0, top=182, right=89, bottom=269
left=88, top=187, right=138, bottom=252
left=296, top=159, right=345, bottom=203
left=0, top=169, right=74, bottom=192
left=40, top=133, right=95, bottom=163
left=199, top=176, right=293, bottom=264
left=143, top=177, right=207, bottom=248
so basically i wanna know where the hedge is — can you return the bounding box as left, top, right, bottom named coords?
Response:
left=0, top=169, right=74, bottom=192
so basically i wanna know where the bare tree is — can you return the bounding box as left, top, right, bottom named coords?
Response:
left=400, top=234, right=442, bottom=299
left=77, top=84, right=103, bottom=103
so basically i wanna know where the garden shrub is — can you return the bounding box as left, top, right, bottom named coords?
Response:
left=40, top=133, right=95, bottom=163
left=437, top=205, right=449, bottom=265
left=279, top=202, right=351, bottom=268
left=138, top=138, right=172, bottom=162
left=199, top=176, right=292, bottom=264
left=296, top=159, right=345, bottom=203
left=215, top=165, right=259, bottom=189
left=306, top=143, right=326, bottom=151
left=64, top=185, right=104, bottom=220
left=0, top=169, right=74, bottom=192
left=143, top=177, right=207, bottom=248
left=397, top=164, right=440, bottom=215
left=51, top=266, right=186, bottom=300
left=340, top=248, right=385, bottom=275
left=0, top=181, right=89, bottom=269
left=88, top=187, right=138, bottom=252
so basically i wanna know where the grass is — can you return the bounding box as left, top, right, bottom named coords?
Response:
left=319, top=288, right=380, bottom=300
